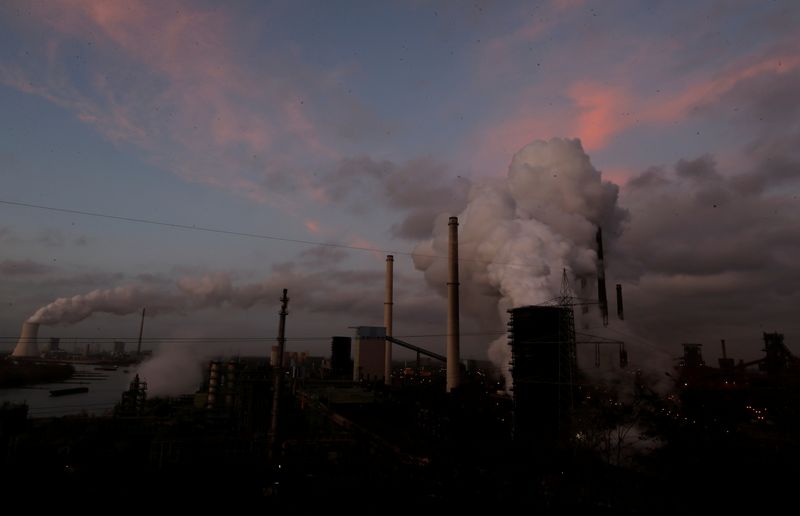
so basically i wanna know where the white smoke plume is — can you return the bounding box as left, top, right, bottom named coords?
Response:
left=137, top=340, right=211, bottom=397
left=413, top=138, right=627, bottom=389
left=27, top=272, right=272, bottom=325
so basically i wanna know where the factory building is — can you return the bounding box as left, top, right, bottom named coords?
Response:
left=353, top=326, right=386, bottom=382
left=508, top=305, right=577, bottom=446
left=330, top=336, right=352, bottom=379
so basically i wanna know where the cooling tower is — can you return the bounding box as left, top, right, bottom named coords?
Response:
left=12, top=322, right=40, bottom=357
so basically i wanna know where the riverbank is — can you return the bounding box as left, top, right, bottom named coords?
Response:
left=0, top=360, right=74, bottom=388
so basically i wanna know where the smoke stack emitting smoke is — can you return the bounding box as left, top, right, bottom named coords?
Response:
left=25, top=138, right=643, bottom=393
left=413, top=138, right=627, bottom=389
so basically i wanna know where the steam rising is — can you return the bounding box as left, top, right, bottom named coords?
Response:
left=138, top=341, right=210, bottom=397
left=413, top=138, right=627, bottom=388
left=27, top=273, right=272, bottom=325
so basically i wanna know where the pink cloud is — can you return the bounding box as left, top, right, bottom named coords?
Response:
left=304, top=220, right=321, bottom=234
left=473, top=106, right=571, bottom=175
left=647, top=54, right=800, bottom=123
left=1, top=0, right=342, bottom=206
left=568, top=53, right=800, bottom=150
left=568, top=82, right=633, bottom=151
left=283, top=99, right=339, bottom=159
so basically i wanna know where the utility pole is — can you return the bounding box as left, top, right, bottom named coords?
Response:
left=268, top=289, right=289, bottom=460
left=136, top=307, right=146, bottom=357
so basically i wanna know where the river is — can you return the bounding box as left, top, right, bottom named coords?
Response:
left=0, top=363, right=138, bottom=418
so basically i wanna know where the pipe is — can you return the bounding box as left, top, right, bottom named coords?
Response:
left=447, top=216, right=461, bottom=392
left=384, top=255, right=394, bottom=385
left=596, top=227, right=609, bottom=327
left=616, top=284, right=624, bottom=320
left=12, top=321, right=40, bottom=357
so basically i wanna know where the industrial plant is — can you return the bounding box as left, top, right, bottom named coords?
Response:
left=2, top=217, right=799, bottom=512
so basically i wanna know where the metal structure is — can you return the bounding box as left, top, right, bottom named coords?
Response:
left=269, top=289, right=290, bottom=459
left=384, top=255, right=394, bottom=385
left=136, top=307, right=146, bottom=357
left=207, top=361, right=220, bottom=410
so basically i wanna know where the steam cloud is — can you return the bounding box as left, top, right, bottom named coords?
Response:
left=27, top=273, right=273, bottom=325
left=413, top=138, right=627, bottom=388
left=137, top=340, right=211, bottom=397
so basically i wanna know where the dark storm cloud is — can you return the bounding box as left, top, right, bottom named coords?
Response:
left=614, top=153, right=800, bottom=358
left=701, top=62, right=800, bottom=197
left=0, top=259, right=52, bottom=276
left=675, top=155, right=721, bottom=182
left=322, top=156, right=470, bottom=239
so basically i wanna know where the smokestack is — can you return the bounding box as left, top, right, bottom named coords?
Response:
left=12, top=322, right=40, bottom=357
left=447, top=216, right=461, bottom=392
left=616, top=284, right=624, bottom=320
left=270, top=345, right=279, bottom=367
left=596, top=227, right=609, bottom=327
left=384, top=255, right=394, bottom=386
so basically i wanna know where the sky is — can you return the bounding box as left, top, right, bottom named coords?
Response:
left=1, top=0, right=799, bottom=375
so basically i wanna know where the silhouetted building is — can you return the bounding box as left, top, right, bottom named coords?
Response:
left=330, top=336, right=352, bottom=378
left=761, top=332, right=794, bottom=375
left=681, top=343, right=705, bottom=368
left=353, top=326, right=386, bottom=382
left=508, top=305, right=576, bottom=446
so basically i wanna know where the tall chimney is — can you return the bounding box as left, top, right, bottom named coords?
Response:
left=616, top=284, right=624, bottom=320
left=447, top=216, right=461, bottom=392
left=384, top=255, right=394, bottom=386
left=596, top=227, right=609, bottom=327
left=12, top=321, right=40, bottom=357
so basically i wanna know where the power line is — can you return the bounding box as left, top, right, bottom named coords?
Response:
left=0, top=331, right=507, bottom=343
left=0, top=199, right=533, bottom=269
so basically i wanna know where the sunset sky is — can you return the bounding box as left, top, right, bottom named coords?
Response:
left=1, top=0, right=798, bottom=369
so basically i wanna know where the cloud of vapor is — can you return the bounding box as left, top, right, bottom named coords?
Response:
left=137, top=340, right=210, bottom=397
left=24, top=260, right=424, bottom=328
left=413, top=138, right=627, bottom=388
left=318, top=155, right=471, bottom=240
